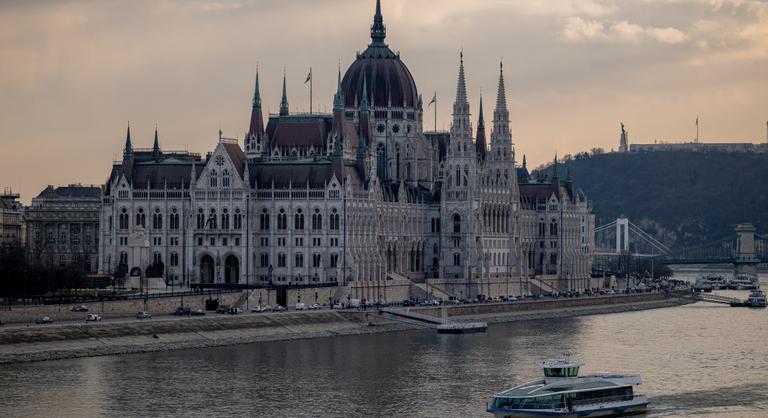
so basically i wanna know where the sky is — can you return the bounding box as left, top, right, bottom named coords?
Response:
left=1, top=0, right=767, bottom=203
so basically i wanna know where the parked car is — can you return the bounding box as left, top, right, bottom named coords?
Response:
left=308, top=303, right=321, bottom=310
left=136, top=311, right=152, bottom=320
left=35, top=316, right=53, bottom=324
left=402, top=299, right=415, bottom=307
left=216, top=305, right=231, bottom=314
left=85, top=314, right=102, bottom=322
left=191, top=308, right=206, bottom=316
left=444, top=299, right=461, bottom=305
left=295, top=303, right=307, bottom=310
left=251, top=305, right=271, bottom=313
left=227, top=307, right=242, bottom=315
left=272, top=305, right=287, bottom=312
left=174, top=306, right=191, bottom=316
left=332, top=303, right=343, bottom=310
left=71, top=304, right=88, bottom=312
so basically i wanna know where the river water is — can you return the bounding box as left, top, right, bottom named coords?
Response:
left=1, top=272, right=766, bottom=417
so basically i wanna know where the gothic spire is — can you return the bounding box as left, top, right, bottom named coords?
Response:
left=370, top=0, right=386, bottom=45
left=333, top=64, right=344, bottom=110
left=279, top=70, right=289, bottom=117
left=476, top=94, right=487, bottom=160
left=495, top=60, right=508, bottom=114
left=522, top=154, right=527, bottom=169
left=248, top=68, right=265, bottom=143
left=455, top=51, right=468, bottom=107
left=152, top=124, right=160, bottom=157
left=123, top=122, right=133, bottom=159
left=252, top=69, right=262, bottom=110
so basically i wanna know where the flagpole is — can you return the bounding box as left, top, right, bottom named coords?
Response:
left=434, top=92, right=437, bottom=132
left=310, top=67, right=313, bottom=115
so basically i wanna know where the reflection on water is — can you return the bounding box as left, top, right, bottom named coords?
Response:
left=0, top=274, right=766, bottom=418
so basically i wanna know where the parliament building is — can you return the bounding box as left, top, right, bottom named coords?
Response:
left=98, top=1, right=596, bottom=302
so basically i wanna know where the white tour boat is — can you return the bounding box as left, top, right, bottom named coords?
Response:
left=487, top=358, right=648, bottom=418
left=729, top=274, right=758, bottom=290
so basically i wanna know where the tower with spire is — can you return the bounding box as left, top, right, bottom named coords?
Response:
left=152, top=125, right=161, bottom=158
left=370, top=0, right=386, bottom=46
left=279, top=71, right=289, bottom=117
left=246, top=69, right=265, bottom=158
left=123, top=123, right=134, bottom=160
left=442, top=51, right=479, bottom=285
left=490, top=61, right=513, bottom=163
left=476, top=95, right=487, bottom=161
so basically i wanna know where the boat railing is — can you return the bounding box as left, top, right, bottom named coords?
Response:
left=570, top=394, right=635, bottom=407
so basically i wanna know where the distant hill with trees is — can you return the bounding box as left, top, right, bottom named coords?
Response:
left=533, top=150, right=768, bottom=248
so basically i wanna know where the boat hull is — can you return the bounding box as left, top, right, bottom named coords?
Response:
left=437, top=325, right=487, bottom=334
left=488, top=401, right=648, bottom=418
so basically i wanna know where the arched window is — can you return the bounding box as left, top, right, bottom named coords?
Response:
left=136, top=208, right=146, bottom=228
left=277, top=209, right=287, bottom=230
left=455, top=166, right=461, bottom=187
left=295, top=209, right=304, bottom=230
left=152, top=208, right=162, bottom=230
left=464, top=165, right=469, bottom=187
left=197, top=208, right=205, bottom=229
left=222, top=169, right=230, bottom=188
left=209, top=170, right=217, bottom=188
left=453, top=214, right=461, bottom=233
left=221, top=208, right=230, bottom=229
left=453, top=253, right=461, bottom=266
left=260, top=209, right=270, bottom=230
left=119, top=208, right=129, bottom=230
left=170, top=208, right=180, bottom=230
left=234, top=209, right=242, bottom=230
left=208, top=208, right=217, bottom=229
left=312, top=208, right=322, bottom=230
left=330, top=209, right=340, bottom=230
left=550, top=253, right=557, bottom=265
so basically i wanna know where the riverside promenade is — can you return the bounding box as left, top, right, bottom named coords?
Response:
left=0, top=290, right=691, bottom=364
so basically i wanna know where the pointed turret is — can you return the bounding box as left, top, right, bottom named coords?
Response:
left=476, top=94, right=487, bottom=161
left=247, top=69, right=265, bottom=152
left=333, top=65, right=344, bottom=110
left=491, top=60, right=512, bottom=162
left=370, top=0, right=386, bottom=46
left=455, top=52, right=469, bottom=109
left=522, top=155, right=527, bottom=169
left=279, top=71, right=289, bottom=117
left=252, top=69, right=262, bottom=110
left=123, top=123, right=133, bottom=160
left=450, top=51, right=472, bottom=157
left=152, top=125, right=160, bottom=158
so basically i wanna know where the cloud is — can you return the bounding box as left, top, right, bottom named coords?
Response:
left=561, top=17, right=687, bottom=44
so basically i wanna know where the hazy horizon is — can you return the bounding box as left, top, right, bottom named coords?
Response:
left=1, top=0, right=767, bottom=203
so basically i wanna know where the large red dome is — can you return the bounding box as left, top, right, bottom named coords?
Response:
left=341, top=1, right=419, bottom=110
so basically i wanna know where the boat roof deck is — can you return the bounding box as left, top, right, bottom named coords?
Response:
left=497, top=378, right=624, bottom=398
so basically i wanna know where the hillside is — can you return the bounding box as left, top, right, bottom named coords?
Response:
left=534, top=151, right=768, bottom=247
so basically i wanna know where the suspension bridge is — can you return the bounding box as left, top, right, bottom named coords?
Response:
left=593, top=219, right=768, bottom=277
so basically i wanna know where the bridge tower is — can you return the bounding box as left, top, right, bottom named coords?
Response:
left=616, top=218, right=629, bottom=253
left=734, top=223, right=758, bottom=278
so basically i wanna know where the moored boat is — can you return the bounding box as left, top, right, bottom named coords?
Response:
left=436, top=321, right=487, bottom=334
left=487, top=358, right=648, bottom=418
left=729, top=274, right=758, bottom=290
left=730, top=289, right=767, bottom=308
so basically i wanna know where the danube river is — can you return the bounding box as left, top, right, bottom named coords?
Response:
left=1, top=273, right=766, bottom=417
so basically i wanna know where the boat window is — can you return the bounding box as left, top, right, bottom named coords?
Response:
left=491, top=395, right=565, bottom=410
